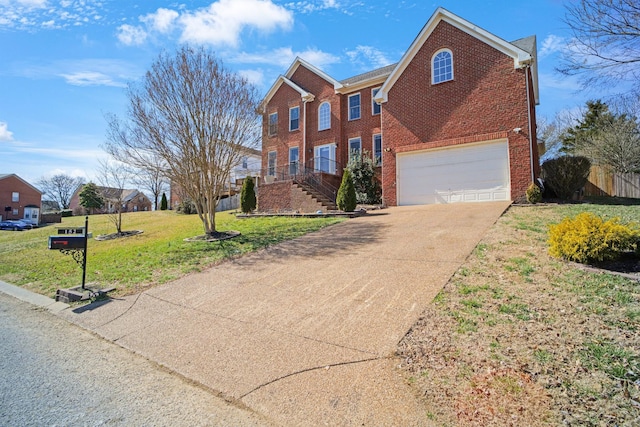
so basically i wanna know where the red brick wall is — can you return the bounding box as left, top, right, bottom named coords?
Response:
left=0, top=175, right=41, bottom=221
left=340, top=87, right=382, bottom=172
left=257, top=180, right=326, bottom=213
left=381, top=20, right=537, bottom=205
left=262, top=83, right=305, bottom=176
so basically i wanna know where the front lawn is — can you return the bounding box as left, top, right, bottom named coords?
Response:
left=398, top=200, right=640, bottom=426
left=0, top=211, right=342, bottom=298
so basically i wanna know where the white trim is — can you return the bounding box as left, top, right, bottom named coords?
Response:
left=375, top=7, right=533, bottom=104
left=373, top=133, right=382, bottom=166
left=289, top=105, right=300, bottom=131
left=371, top=87, right=381, bottom=115
left=285, top=57, right=344, bottom=91
left=318, top=101, right=331, bottom=131
left=348, top=137, right=362, bottom=157
left=260, top=75, right=315, bottom=112
left=348, top=93, right=361, bottom=121
left=431, top=48, right=454, bottom=84
left=314, top=143, right=337, bottom=174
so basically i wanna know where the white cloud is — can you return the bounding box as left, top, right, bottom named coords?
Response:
left=0, top=122, right=14, bottom=141
left=346, top=45, right=393, bottom=69
left=18, top=58, right=139, bottom=87
left=538, top=71, right=581, bottom=92
left=539, top=34, right=565, bottom=59
left=141, top=8, right=179, bottom=33
left=285, top=0, right=342, bottom=14
left=238, top=69, right=264, bottom=86
left=179, top=0, right=293, bottom=47
left=233, top=47, right=340, bottom=68
left=0, top=0, right=105, bottom=29
left=116, top=24, right=148, bottom=46
left=59, top=71, right=125, bottom=87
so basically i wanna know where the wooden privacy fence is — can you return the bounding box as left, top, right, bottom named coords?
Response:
left=584, top=166, right=640, bottom=198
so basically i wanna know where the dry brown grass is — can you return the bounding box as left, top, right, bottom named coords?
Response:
left=398, top=203, right=640, bottom=426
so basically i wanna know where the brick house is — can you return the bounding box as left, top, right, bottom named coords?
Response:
left=259, top=7, right=540, bottom=211
left=0, top=174, right=42, bottom=224
left=69, top=185, right=152, bottom=214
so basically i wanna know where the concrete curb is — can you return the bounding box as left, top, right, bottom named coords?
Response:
left=0, top=280, right=69, bottom=314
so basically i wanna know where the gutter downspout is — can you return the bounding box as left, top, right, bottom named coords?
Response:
left=525, top=64, right=535, bottom=183
left=302, top=99, right=308, bottom=167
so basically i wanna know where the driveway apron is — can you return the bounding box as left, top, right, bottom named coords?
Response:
left=60, top=201, right=510, bottom=426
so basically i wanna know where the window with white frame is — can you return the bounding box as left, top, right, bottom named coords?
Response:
left=318, top=102, right=330, bottom=131
left=289, top=106, right=300, bottom=131
left=289, top=147, right=299, bottom=175
left=268, top=112, right=278, bottom=136
left=348, top=137, right=362, bottom=160
left=348, top=93, right=361, bottom=120
left=267, top=151, right=277, bottom=176
left=372, top=88, right=381, bottom=115
left=11, top=192, right=19, bottom=202
left=373, top=134, right=382, bottom=166
left=432, top=49, right=453, bottom=84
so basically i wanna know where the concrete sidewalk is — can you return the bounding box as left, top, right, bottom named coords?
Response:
left=58, top=202, right=510, bottom=426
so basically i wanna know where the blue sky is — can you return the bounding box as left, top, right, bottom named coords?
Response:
left=0, top=0, right=608, bottom=185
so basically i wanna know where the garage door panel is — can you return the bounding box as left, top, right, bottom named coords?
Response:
left=397, top=140, right=510, bottom=205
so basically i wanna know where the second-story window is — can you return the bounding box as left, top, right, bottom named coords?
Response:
left=12, top=192, right=19, bottom=202
left=348, top=93, right=361, bottom=121
left=268, top=112, right=278, bottom=136
left=289, top=106, right=300, bottom=131
left=372, top=88, right=381, bottom=115
left=318, top=102, right=330, bottom=131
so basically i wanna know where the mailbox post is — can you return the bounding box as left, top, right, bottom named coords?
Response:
left=49, top=216, right=89, bottom=290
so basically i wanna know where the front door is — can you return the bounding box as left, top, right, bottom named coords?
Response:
left=314, top=143, right=336, bottom=174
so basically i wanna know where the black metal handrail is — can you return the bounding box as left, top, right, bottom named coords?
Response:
left=262, top=157, right=341, bottom=204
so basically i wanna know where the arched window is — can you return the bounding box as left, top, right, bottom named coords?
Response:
left=432, top=49, right=453, bottom=84
left=318, top=102, right=331, bottom=130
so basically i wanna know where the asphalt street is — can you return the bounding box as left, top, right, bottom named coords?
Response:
left=0, top=292, right=270, bottom=427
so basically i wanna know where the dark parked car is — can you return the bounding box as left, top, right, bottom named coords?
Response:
left=0, top=220, right=28, bottom=231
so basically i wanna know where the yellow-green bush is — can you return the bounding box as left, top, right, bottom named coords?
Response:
left=548, top=212, right=639, bottom=264
left=526, top=182, right=542, bottom=204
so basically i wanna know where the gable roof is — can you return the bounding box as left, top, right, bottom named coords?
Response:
left=375, top=7, right=538, bottom=104
left=0, top=173, right=42, bottom=194
left=260, top=74, right=315, bottom=112
left=285, top=57, right=343, bottom=90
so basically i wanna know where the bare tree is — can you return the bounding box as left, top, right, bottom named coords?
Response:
left=131, top=155, right=168, bottom=210
left=537, top=111, right=579, bottom=159
left=37, top=174, right=84, bottom=210
left=105, top=46, right=261, bottom=236
left=559, top=0, right=640, bottom=92
left=97, top=159, right=132, bottom=235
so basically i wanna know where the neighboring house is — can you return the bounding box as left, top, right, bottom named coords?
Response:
left=41, top=200, right=61, bottom=212
left=259, top=7, right=540, bottom=211
left=0, top=174, right=42, bottom=224
left=169, top=146, right=262, bottom=210
left=69, top=186, right=152, bottom=214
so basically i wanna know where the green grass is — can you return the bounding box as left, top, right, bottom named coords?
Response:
left=0, top=211, right=343, bottom=297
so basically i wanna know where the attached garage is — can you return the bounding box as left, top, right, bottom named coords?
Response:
left=396, top=139, right=511, bottom=205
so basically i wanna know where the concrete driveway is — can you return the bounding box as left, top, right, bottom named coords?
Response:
left=61, top=202, right=510, bottom=426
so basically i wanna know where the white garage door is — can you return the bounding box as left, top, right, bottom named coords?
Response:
left=397, top=139, right=510, bottom=205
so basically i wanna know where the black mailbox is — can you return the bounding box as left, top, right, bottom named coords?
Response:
left=48, top=235, right=86, bottom=250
